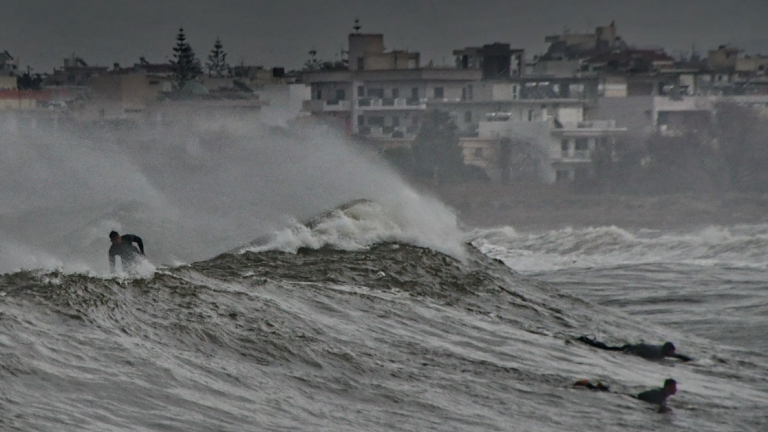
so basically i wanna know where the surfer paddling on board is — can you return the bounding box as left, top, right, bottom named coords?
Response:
left=577, top=336, right=693, bottom=362
left=108, top=231, right=145, bottom=274
left=637, top=378, right=678, bottom=413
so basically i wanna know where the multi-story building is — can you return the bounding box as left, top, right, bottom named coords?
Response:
left=440, top=45, right=626, bottom=183
left=532, top=21, right=626, bottom=77
left=0, top=51, right=18, bottom=90
left=446, top=76, right=624, bottom=183
left=303, top=33, right=480, bottom=140
left=0, top=51, right=19, bottom=77
left=47, top=54, right=109, bottom=86
left=81, top=73, right=265, bottom=128
left=304, top=31, right=628, bottom=183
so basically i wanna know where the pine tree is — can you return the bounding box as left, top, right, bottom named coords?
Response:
left=206, top=37, right=230, bottom=78
left=303, top=48, right=323, bottom=71
left=412, top=110, right=468, bottom=182
left=170, top=27, right=202, bottom=87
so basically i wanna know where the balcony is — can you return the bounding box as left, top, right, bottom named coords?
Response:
left=323, top=99, right=352, bottom=111
left=573, top=150, right=590, bottom=160
left=356, top=97, right=426, bottom=110
left=302, top=99, right=352, bottom=112
left=576, top=120, right=616, bottom=129
left=560, top=150, right=591, bottom=161
left=355, top=125, right=417, bottom=140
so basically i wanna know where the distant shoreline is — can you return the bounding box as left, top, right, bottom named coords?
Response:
left=423, top=182, right=768, bottom=231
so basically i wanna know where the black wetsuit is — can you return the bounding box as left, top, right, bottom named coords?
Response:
left=109, top=234, right=145, bottom=273
left=623, top=343, right=667, bottom=360
left=577, top=336, right=693, bottom=361
left=637, top=388, right=669, bottom=405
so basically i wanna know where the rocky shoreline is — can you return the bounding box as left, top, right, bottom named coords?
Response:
left=423, top=183, right=768, bottom=231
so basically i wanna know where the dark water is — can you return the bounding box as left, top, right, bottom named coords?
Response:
left=1, top=123, right=766, bottom=430
left=2, top=204, right=768, bottom=431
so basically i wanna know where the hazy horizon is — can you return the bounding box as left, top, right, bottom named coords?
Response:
left=3, top=0, right=768, bottom=74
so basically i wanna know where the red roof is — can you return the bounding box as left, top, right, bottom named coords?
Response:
left=0, top=89, right=52, bottom=101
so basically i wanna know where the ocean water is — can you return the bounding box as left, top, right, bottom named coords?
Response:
left=1, top=123, right=767, bottom=431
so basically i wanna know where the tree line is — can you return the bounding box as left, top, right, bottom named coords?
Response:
left=583, top=102, right=768, bottom=194
left=381, top=110, right=487, bottom=183
left=170, top=28, right=232, bottom=88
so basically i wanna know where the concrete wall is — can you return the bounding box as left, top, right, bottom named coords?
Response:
left=478, top=120, right=556, bottom=182
left=556, top=107, right=583, bottom=126
left=531, top=59, right=581, bottom=77
left=349, top=34, right=386, bottom=71
left=261, top=83, right=311, bottom=126
left=0, top=76, right=16, bottom=90
left=594, top=96, right=654, bottom=136
left=491, top=83, right=519, bottom=100
left=736, top=56, right=768, bottom=73
left=85, top=74, right=160, bottom=121
left=0, top=97, right=36, bottom=110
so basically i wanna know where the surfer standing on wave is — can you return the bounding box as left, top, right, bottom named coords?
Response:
left=108, top=230, right=145, bottom=274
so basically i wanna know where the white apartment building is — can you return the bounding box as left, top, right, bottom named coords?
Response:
left=303, top=33, right=626, bottom=183
left=304, top=68, right=481, bottom=138
left=303, top=33, right=481, bottom=139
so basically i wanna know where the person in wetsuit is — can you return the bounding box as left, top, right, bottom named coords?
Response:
left=108, top=230, right=145, bottom=273
left=637, top=378, right=677, bottom=412
left=577, top=336, right=693, bottom=362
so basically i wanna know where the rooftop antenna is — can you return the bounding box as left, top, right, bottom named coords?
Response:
left=353, top=18, right=361, bottom=34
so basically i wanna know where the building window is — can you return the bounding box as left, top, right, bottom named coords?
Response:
left=357, top=57, right=364, bottom=70
left=411, top=87, right=419, bottom=99
left=392, top=116, right=400, bottom=127
left=434, top=87, right=444, bottom=98
left=575, top=138, right=589, bottom=151
left=368, top=88, right=384, bottom=98
left=357, top=115, right=365, bottom=126
left=392, top=88, right=400, bottom=98
left=467, top=84, right=473, bottom=100
left=358, top=86, right=365, bottom=97
left=316, top=89, right=322, bottom=100
left=556, top=170, right=569, bottom=182
left=474, top=148, right=482, bottom=157
left=561, top=139, right=569, bottom=152
left=528, top=109, right=534, bottom=121
left=464, top=111, right=472, bottom=122
left=367, top=116, right=385, bottom=126
left=335, top=89, right=346, bottom=100
left=461, top=88, right=467, bottom=100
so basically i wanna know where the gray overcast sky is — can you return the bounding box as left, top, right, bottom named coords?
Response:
left=3, top=0, right=768, bottom=73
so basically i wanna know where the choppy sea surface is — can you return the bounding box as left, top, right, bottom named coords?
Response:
left=2, top=199, right=767, bottom=432
left=1, top=124, right=767, bottom=431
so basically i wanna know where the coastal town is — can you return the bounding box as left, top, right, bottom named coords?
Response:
left=2, top=20, right=768, bottom=208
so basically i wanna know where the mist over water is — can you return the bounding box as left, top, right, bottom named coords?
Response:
left=2, top=115, right=768, bottom=431
left=0, top=117, right=463, bottom=275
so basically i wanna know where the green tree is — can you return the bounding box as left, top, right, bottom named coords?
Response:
left=206, top=37, right=230, bottom=78
left=412, top=110, right=468, bottom=182
left=713, top=102, right=768, bottom=192
left=17, top=67, right=43, bottom=90
left=303, top=48, right=323, bottom=71
left=170, top=27, right=202, bottom=87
